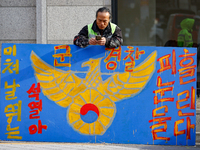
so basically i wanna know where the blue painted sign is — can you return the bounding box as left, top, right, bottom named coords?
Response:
left=0, top=44, right=197, bottom=145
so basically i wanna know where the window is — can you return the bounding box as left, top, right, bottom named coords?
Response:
left=112, top=0, right=200, bottom=46
left=112, top=0, right=200, bottom=98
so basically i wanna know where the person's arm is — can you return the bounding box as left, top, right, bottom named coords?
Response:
left=73, top=26, right=89, bottom=48
left=105, top=26, right=123, bottom=48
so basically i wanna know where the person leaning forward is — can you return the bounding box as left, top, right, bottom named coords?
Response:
left=73, top=7, right=123, bottom=48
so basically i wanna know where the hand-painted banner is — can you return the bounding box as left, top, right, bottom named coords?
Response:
left=0, top=44, right=196, bottom=145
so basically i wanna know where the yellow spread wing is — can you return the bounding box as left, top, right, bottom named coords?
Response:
left=98, top=51, right=157, bottom=102
left=30, top=51, right=86, bottom=108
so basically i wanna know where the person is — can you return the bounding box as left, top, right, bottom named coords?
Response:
left=73, top=7, right=123, bottom=48
left=177, top=18, right=194, bottom=47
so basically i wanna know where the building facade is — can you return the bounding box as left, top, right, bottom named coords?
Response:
left=1, top=0, right=200, bottom=72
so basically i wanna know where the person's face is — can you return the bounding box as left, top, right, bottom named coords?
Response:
left=96, top=12, right=110, bottom=30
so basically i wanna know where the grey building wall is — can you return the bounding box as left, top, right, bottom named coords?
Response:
left=0, top=0, right=36, bottom=70
left=46, top=0, right=111, bottom=44
left=0, top=0, right=36, bottom=46
left=0, top=0, right=111, bottom=72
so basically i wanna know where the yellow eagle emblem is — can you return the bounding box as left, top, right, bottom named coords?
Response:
left=30, top=50, right=157, bottom=135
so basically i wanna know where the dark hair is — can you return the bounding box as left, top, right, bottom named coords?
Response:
left=96, top=7, right=112, bottom=19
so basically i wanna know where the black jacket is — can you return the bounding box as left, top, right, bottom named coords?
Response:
left=73, top=21, right=123, bottom=48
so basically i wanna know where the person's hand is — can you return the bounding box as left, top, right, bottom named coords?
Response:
left=89, top=38, right=97, bottom=45
left=97, top=37, right=106, bottom=46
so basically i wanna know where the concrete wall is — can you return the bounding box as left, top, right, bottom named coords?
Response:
left=46, top=0, right=111, bottom=44
left=0, top=43, right=196, bottom=145
left=0, top=0, right=111, bottom=72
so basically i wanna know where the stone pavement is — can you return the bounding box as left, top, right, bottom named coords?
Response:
left=0, top=142, right=200, bottom=150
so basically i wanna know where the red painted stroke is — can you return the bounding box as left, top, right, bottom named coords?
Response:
left=80, top=103, right=99, bottom=116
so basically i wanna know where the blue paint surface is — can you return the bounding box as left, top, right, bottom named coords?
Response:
left=0, top=44, right=196, bottom=145
left=81, top=110, right=99, bottom=123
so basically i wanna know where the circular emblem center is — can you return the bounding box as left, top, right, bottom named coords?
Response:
left=80, top=103, right=99, bottom=123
